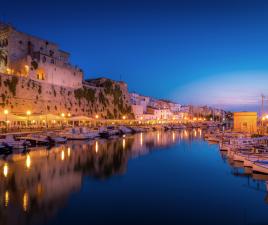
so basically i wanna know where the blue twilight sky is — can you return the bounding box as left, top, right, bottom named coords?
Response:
left=1, top=0, right=268, bottom=111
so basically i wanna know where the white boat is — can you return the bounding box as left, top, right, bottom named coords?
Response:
left=253, top=161, right=268, bottom=174
left=60, top=127, right=99, bottom=140
left=243, top=154, right=268, bottom=167
left=17, top=134, right=49, bottom=145
left=118, top=126, right=133, bottom=134
left=1, top=135, right=30, bottom=149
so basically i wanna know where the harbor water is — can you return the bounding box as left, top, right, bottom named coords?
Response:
left=0, top=129, right=268, bottom=225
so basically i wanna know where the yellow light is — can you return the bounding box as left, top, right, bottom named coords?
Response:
left=3, top=109, right=8, bottom=115
left=95, top=115, right=99, bottom=119
left=67, top=113, right=71, bottom=117
left=61, top=150, right=65, bottom=161
left=61, top=113, right=65, bottom=118
left=122, top=138, right=126, bottom=149
left=23, top=192, right=29, bottom=212
left=140, top=133, right=143, bottom=146
left=67, top=147, right=71, bottom=157
left=172, top=132, right=175, bottom=141
left=122, top=115, right=126, bottom=120
left=265, top=115, right=268, bottom=119
left=6, top=68, right=11, bottom=74
left=26, top=154, right=31, bottom=169
left=32, top=120, right=35, bottom=123
left=4, top=191, right=9, bottom=207
left=3, top=163, right=8, bottom=177
left=26, top=110, right=31, bottom=116
left=95, top=141, right=98, bottom=153
left=140, top=116, right=143, bottom=120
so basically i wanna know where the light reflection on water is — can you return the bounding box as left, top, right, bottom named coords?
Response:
left=0, top=129, right=268, bottom=225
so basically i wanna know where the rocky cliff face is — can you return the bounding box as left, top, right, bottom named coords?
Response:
left=0, top=73, right=133, bottom=119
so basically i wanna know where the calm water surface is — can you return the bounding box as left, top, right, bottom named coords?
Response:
left=0, top=130, right=268, bottom=225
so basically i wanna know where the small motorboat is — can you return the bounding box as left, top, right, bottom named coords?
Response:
left=252, top=160, right=268, bottom=174
left=0, top=135, right=30, bottom=150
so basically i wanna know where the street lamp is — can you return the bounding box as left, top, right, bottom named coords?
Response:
left=95, top=114, right=99, bottom=119
left=4, top=109, right=8, bottom=132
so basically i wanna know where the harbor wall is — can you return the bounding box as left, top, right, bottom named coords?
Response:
left=0, top=73, right=133, bottom=119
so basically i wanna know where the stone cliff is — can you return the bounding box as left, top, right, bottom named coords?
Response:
left=0, top=73, right=133, bottom=119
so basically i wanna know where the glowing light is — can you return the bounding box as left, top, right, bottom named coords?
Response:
left=140, top=133, right=143, bottom=146
left=67, top=147, right=71, bottom=157
left=157, top=132, right=160, bottom=142
left=122, top=115, right=126, bottom=120
left=95, top=141, right=99, bottom=153
left=4, top=191, right=9, bottom=207
left=95, top=115, right=99, bottom=119
left=67, top=113, right=71, bottom=117
left=26, top=110, right=31, bottom=116
left=26, top=154, right=31, bottom=169
left=61, top=113, right=65, bottom=118
left=23, top=192, right=29, bottom=212
left=3, top=109, right=8, bottom=115
left=122, top=138, right=126, bottom=149
left=61, top=150, right=65, bottom=161
left=172, top=132, right=175, bottom=141
left=3, top=163, right=8, bottom=177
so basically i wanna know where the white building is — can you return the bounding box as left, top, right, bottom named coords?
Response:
left=130, top=93, right=150, bottom=113
left=0, top=22, right=83, bottom=88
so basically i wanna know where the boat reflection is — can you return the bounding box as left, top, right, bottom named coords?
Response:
left=0, top=130, right=199, bottom=225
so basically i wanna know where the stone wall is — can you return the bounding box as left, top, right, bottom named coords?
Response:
left=0, top=73, right=133, bottom=119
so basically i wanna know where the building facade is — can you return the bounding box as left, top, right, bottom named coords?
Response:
left=233, top=112, right=257, bottom=133
left=0, top=23, right=83, bottom=88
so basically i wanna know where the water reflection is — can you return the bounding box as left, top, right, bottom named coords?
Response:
left=0, top=128, right=265, bottom=225
left=0, top=130, right=193, bottom=225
